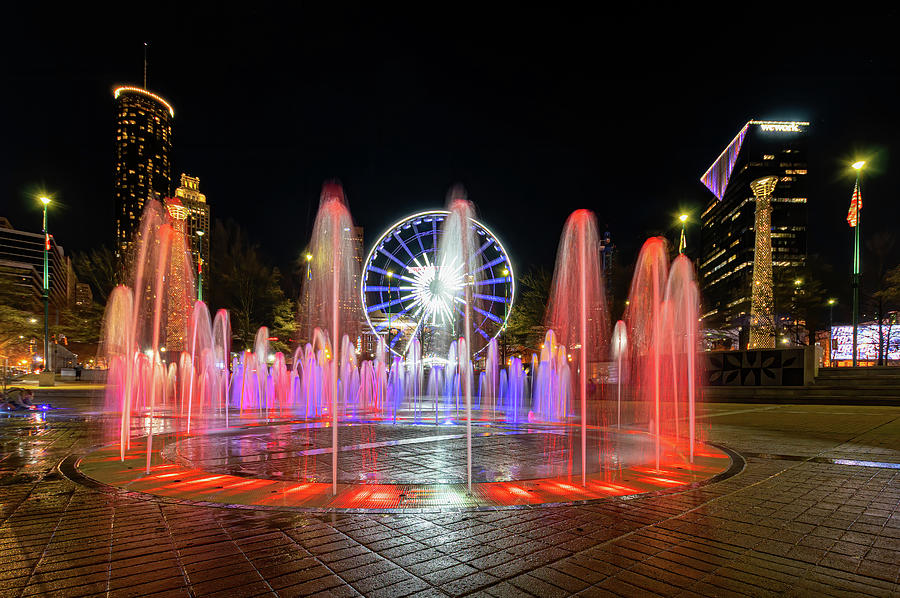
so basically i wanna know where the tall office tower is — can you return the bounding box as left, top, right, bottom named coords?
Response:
left=699, top=120, right=808, bottom=345
left=113, top=86, right=174, bottom=260
left=174, top=174, right=210, bottom=299
left=748, top=177, right=778, bottom=349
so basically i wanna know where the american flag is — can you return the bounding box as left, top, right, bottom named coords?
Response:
left=846, top=181, right=862, bottom=227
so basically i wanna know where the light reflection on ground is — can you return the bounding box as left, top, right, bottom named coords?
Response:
left=75, top=418, right=733, bottom=512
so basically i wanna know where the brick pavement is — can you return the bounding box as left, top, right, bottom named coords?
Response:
left=1, top=401, right=898, bottom=597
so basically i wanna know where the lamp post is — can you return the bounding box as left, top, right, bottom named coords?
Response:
left=195, top=230, right=205, bottom=302
left=828, top=298, right=836, bottom=366
left=850, top=160, right=865, bottom=367
left=304, top=253, right=312, bottom=343
left=386, top=271, right=394, bottom=351
left=197, top=230, right=204, bottom=301
left=678, top=214, right=688, bottom=254
left=39, top=197, right=52, bottom=380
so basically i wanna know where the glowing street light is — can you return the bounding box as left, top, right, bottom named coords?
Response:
left=678, top=214, right=689, bottom=254
left=851, top=160, right=866, bottom=171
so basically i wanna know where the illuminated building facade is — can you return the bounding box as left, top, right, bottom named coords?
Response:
left=113, top=86, right=174, bottom=259
left=700, top=121, right=808, bottom=345
left=74, top=282, right=93, bottom=310
left=174, top=174, right=210, bottom=299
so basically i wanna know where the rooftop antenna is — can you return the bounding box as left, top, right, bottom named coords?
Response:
left=143, top=42, right=148, bottom=89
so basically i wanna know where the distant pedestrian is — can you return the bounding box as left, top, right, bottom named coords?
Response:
left=75, top=364, right=83, bottom=381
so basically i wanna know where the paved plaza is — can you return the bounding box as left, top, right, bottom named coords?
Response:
left=1, top=394, right=899, bottom=597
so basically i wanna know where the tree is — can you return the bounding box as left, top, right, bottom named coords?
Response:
left=209, top=219, right=295, bottom=352
left=73, top=246, right=119, bottom=304
left=51, top=303, right=106, bottom=345
left=269, top=298, right=298, bottom=355
left=774, top=263, right=827, bottom=345
left=503, top=267, right=551, bottom=355
left=865, top=232, right=897, bottom=364
left=872, top=263, right=900, bottom=364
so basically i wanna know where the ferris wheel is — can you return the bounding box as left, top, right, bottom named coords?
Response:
left=361, top=210, right=515, bottom=360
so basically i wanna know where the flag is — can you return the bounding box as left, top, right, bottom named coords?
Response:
left=847, top=181, right=862, bottom=227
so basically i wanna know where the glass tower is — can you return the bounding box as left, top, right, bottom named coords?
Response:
left=699, top=121, right=808, bottom=346
left=113, top=86, right=174, bottom=260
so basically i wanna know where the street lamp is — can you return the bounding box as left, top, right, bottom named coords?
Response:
left=386, top=271, right=394, bottom=350
left=828, top=299, right=837, bottom=365
left=850, top=160, right=865, bottom=367
left=39, top=196, right=52, bottom=381
left=678, top=214, right=688, bottom=254
left=195, top=230, right=205, bottom=302
left=303, top=252, right=313, bottom=343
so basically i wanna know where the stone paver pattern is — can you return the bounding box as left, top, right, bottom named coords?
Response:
left=1, top=397, right=899, bottom=597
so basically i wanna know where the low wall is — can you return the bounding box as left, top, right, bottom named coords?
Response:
left=80, top=369, right=108, bottom=382
left=704, top=346, right=816, bottom=386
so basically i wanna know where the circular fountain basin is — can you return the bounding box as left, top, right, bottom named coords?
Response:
left=70, top=418, right=738, bottom=512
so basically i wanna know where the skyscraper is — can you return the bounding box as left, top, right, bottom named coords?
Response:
left=113, top=86, right=174, bottom=259
left=699, top=120, right=808, bottom=345
left=174, top=173, right=210, bottom=299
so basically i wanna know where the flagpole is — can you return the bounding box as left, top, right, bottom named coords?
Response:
left=850, top=161, right=865, bottom=367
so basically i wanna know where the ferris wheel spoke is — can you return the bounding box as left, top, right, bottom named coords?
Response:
left=473, top=305, right=502, bottom=324
left=393, top=232, right=417, bottom=261
left=474, top=238, right=492, bottom=258
left=474, top=293, right=509, bottom=303
left=366, top=296, right=406, bottom=313
left=474, top=275, right=510, bottom=286
left=382, top=250, right=408, bottom=271
left=475, top=255, right=506, bottom=273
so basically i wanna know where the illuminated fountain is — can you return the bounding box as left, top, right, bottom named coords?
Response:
left=544, top=209, right=608, bottom=485
left=91, top=190, right=723, bottom=512
left=622, top=237, right=700, bottom=468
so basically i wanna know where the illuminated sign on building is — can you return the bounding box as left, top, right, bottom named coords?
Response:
left=754, top=121, right=807, bottom=133
left=832, top=325, right=900, bottom=361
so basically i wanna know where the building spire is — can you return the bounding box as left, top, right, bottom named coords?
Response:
left=143, top=42, right=148, bottom=89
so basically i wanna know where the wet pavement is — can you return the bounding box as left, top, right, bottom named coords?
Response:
left=1, top=395, right=899, bottom=596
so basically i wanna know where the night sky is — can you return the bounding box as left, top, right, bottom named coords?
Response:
left=4, top=5, right=899, bottom=316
